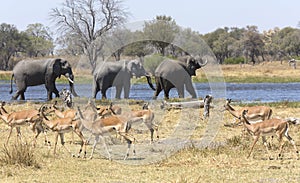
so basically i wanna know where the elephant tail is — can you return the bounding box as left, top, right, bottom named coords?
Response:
left=9, top=73, right=14, bottom=94
left=146, top=76, right=156, bottom=91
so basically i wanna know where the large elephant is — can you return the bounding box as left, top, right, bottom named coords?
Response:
left=10, top=58, right=78, bottom=100
left=92, top=58, right=155, bottom=99
left=153, top=56, right=207, bottom=99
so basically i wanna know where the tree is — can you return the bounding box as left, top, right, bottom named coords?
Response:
left=143, top=15, right=179, bottom=56
left=50, top=0, right=128, bottom=71
left=0, top=23, right=28, bottom=70
left=242, top=26, right=264, bottom=65
left=24, top=23, right=54, bottom=57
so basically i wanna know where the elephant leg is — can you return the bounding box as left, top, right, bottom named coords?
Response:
left=47, top=91, right=53, bottom=101
left=115, top=85, right=122, bottom=99
left=124, top=83, right=130, bottom=99
left=101, top=88, right=108, bottom=99
left=92, top=81, right=99, bottom=98
left=185, top=80, right=197, bottom=98
left=177, top=86, right=185, bottom=98
left=12, top=82, right=27, bottom=100
left=53, top=87, right=59, bottom=98
left=163, top=87, right=172, bottom=99
left=153, top=78, right=162, bottom=99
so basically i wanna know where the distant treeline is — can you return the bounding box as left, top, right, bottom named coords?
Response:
left=1, top=17, right=299, bottom=70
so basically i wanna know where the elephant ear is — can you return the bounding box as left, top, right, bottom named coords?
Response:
left=53, top=59, right=62, bottom=77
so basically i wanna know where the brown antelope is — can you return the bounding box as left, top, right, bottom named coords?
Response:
left=128, top=103, right=158, bottom=143
left=224, top=99, right=272, bottom=124
left=39, top=105, right=87, bottom=158
left=76, top=101, right=136, bottom=160
left=0, top=101, right=49, bottom=146
left=241, top=110, right=299, bottom=159
left=96, top=103, right=122, bottom=118
left=51, top=101, right=78, bottom=143
left=102, top=103, right=158, bottom=143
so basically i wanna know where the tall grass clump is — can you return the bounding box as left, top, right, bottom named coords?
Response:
left=0, top=140, right=40, bottom=168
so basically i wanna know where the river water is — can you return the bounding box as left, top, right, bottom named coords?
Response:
left=1, top=80, right=300, bottom=103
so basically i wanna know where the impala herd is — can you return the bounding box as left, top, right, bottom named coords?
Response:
left=0, top=96, right=300, bottom=160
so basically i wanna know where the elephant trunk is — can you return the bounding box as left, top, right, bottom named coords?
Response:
left=65, top=73, right=78, bottom=97
left=145, top=75, right=155, bottom=91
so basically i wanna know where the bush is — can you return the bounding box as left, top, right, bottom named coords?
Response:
left=0, top=140, right=40, bottom=168
left=224, top=57, right=245, bottom=64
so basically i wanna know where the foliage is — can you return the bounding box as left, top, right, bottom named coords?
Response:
left=0, top=23, right=28, bottom=70
left=224, top=57, right=244, bottom=64
left=143, top=15, right=179, bottom=56
left=24, top=23, right=54, bottom=57
left=0, top=141, right=40, bottom=168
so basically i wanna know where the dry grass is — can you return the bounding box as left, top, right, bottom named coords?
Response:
left=0, top=101, right=300, bottom=182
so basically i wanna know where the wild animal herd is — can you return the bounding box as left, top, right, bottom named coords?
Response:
left=0, top=91, right=299, bottom=160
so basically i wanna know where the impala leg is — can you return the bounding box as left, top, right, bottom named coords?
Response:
left=59, top=133, right=73, bottom=157
left=6, top=127, right=14, bottom=145
left=54, top=133, right=59, bottom=155
left=89, top=135, right=99, bottom=159
left=284, top=131, right=299, bottom=159
left=100, top=135, right=111, bottom=160
left=262, top=136, right=272, bottom=160
left=119, top=132, right=136, bottom=160
left=74, top=129, right=87, bottom=158
left=248, top=135, right=259, bottom=158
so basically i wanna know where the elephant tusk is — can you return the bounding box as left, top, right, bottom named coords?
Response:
left=67, top=77, right=74, bottom=84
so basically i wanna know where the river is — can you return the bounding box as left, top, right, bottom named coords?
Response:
left=1, top=80, right=300, bottom=103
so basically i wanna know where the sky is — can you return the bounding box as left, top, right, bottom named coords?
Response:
left=0, top=0, right=299, bottom=34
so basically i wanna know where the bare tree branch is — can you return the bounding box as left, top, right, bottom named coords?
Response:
left=50, top=0, right=128, bottom=69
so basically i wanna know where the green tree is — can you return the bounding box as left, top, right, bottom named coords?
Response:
left=143, top=15, right=179, bottom=56
left=24, top=23, right=54, bottom=57
left=0, top=23, right=28, bottom=70
left=242, top=26, right=264, bottom=65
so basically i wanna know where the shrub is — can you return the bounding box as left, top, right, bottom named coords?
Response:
left=224, top=57, right=245, bottom=64
left=0, top=140, right=40, bottom=168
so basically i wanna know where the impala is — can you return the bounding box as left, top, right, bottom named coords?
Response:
left=76, top=101, right=136, bottom=160
left=241, top=109, right=298, bottom=159
left=97, top=103, right=122, bottom=118
left=103, top=102, right=158, bottom=143
left=51, top=101, right=78, bottom=143
left=39, top=105, right=87, bottom=158
left=224, top=99, right=272, bottom=124
left=0, top=101, right=49, bottom=146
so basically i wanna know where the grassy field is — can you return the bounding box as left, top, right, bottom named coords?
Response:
left=0, top=100, right=300, bottom=182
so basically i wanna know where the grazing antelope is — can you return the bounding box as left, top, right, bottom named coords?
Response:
left=241, top=110, right=299, bottom=159
left=76, top=101, right=136, bottom=160
left=224, top=99, right=272, bottom=125
left=39, top=105, right=87, bottom=158
left=0, top=101, right=49, bottom=146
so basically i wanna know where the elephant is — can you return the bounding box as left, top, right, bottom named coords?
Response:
left=92, top=58, right=155, bottom=99
left=153, top=56, right=207, bottom=99
left=10, top=58, right=78, bottom=101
